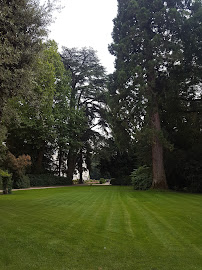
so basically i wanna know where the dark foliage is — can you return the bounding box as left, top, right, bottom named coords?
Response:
left=0, top=0, right=52, bottom=122
left=28, top=174, right=73, bottom=187
left=108, top=0, right=202, bottom=191
left=100, top=150, right=136, bottom=185
left=131, top=165, right=152, bottom=190
left=110, top=176, right=131, bottom=186
left=13, top=174, right=30, bottom=189
left=0, top=169, right=12, bottom=194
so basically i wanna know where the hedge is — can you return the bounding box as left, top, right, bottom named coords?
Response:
left=110, top=175, right=131, bottom=186
left=28, top=174, right=73, bottom=187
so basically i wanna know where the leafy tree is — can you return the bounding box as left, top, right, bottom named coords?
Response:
left=162, top=83, right=202, bottom=191
left=48, top=43, right=72, bottom=176
left=0, top=125, right=7, bottom=167
left=61, top=47, right=107, bottom=182
left=91, top=137, right=136, bottom=184
left=0, top=169, right=12, bottom=194
left=6, top=152, right=31, bottom=176
left=109, top=0, right=202, bottom=189
left=53, top=76, right=71, bottom=176
left=5, top=41, right=69, bottom=173
left=6, top=152, right=31, bottom=188
left=0, top=0, right=54, bottom=123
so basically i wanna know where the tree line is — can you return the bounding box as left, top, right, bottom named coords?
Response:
left=0, top=0, right=201, bottom=193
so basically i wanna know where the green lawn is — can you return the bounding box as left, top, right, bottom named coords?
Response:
left=0, top=186, right=201, bottom=270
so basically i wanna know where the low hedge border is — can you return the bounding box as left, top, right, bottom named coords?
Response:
left=28, top=174, right=73, bottom=187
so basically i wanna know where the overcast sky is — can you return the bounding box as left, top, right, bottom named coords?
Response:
left=43, top=0, right=118, bottom=73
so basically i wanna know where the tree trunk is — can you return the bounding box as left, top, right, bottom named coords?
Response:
left=58, top=148, right=62, bottom=177
left=79, top=169, right=83, bottom=184
left=66, top=149, right=77, bottom=182
left=0, top=110, right=2, bottom=124
left=2, top=178, right=8, bottom=194
left=0, top=99, right=4, bottom=124
left=151, top=109, right=168, bottom=189
left=78, top=149, right=83, bottom=184
left=35, top=144, right=45, bottom=173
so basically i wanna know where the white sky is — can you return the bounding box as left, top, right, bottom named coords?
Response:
left=43, top=0, right=118, bottom=73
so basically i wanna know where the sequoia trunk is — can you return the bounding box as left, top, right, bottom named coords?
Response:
left=151, top=109, right=168, bottom=189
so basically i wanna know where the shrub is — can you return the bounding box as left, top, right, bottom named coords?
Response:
left=0, top=169, right=13, bottom=194
left=7, top=152, right=31, bottom=175
left=28, top=174, right=72, bottom=187
left=184, top=162, right=202, bottom=193
left=13, top=174, right=30, bottom=189
left=131, top=165, right=152, bottom=190
left=72, top=179, right=79, bottom=185
left=110, top=178, right=116, bottom=185
left=99, top=178, right=106, bottom=184
left=6, top=152, right=31, bottom=189
left=110, top=175, right=131, bottom=186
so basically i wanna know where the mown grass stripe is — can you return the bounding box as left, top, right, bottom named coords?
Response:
left=0, top=186, right=201, bottom=270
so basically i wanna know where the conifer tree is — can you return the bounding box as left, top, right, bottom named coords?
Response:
left=109, top=0, right=202, bottom=189
left=61, top=47, right=107, bottom=182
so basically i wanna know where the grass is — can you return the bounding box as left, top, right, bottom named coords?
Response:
left=0, top=186, right=201, bottom=270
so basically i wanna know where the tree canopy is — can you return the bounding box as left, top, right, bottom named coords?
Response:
left=61, top=47, right=108, bottom=182
left=0, top=0, right=201, bottom=193
left=0, top=0, right=55, bottom=122
left=108, top=0, right=202, bottom=189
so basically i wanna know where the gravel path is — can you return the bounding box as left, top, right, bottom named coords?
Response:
left=0, top=182, right=111, bottom=192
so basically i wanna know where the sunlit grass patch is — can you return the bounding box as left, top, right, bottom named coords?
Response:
left=0, top=186, right=201, bottom=270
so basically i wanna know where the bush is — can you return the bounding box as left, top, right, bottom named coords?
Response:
left=110, top=178, right=116, bottom=185
left=13, top=174, right=30, bottom=189
left=6, top=152, right=32, bottom=189
left=6, top=152, right=31, bottom=175
left=28, top=174, right=73, bottom=187
left=165, top=148, right=202, bottom=193
left=131, top=165, right=152, bottom=190
left=0, top=169, right=13, bottom=194
left=99, top=178, right=106, bottom=184
left=184, top=162, right=202, bottom=193
left=72, top=179, right=79, bottom=185
left=110, top=175, right=131, bottom=186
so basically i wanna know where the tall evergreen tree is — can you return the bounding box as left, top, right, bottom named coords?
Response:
left=109, top=0, right=202, bottom=189
left=61, top=47, right=107, bottom=182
